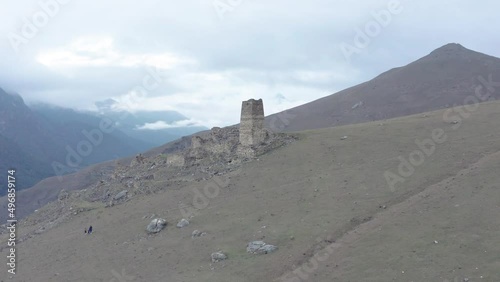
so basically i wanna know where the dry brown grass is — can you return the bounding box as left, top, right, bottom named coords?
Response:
left=2, top=100, right=500, bottom=281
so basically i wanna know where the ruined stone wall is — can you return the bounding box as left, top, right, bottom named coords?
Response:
left=239, top=99, right=265, bottom=147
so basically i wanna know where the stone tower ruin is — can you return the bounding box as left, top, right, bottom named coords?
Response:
left=239, top=99, right=265, bottom=147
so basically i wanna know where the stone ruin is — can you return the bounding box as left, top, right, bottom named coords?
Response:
left=239, top=99, right=265, bottom=147
left=236, top=98, right=269, bottom=158
left=145, top=98, right=293, bottom=175
left=17, top=99, right=297, bottom=233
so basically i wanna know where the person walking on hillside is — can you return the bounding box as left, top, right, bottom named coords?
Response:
left=88, top=225, right=93, bottom=234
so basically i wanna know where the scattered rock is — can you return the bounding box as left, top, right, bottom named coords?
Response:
left=113, top=190, right=128, bottom=201
left=176, top=219, right=190, bottom=228
left=192, top=230, right=206, bottom=238
left=146, top=218, right=167, bottom=233
left=136, top=154, right=146, bottom=164
left=246, top=241, right=278, bottom=254
left=341, top=136, right=348, bottom=140
left=58, top=189, right=69, bottom=201
left=105, top=199, right=114, bottom=208
left=34, top=227, right=45, bottom=234
left=211, top=251, right=227, bottom=262
left=451, top=120, right=459, bottom=124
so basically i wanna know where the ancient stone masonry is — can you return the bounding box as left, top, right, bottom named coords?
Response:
left=12, top=99, right=297, bottom=240
left=154, top=99, right=282, bottom=167
left=239, top=99, right=265, bottom=147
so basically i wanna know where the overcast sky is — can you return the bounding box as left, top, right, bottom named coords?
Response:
left=1, top=0, right=499, bottom=127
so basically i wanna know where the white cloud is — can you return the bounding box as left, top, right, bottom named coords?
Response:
left=36, top=36, right=196, bottom=69
left=2, top=0, right=500, bottom=130
left=98, top=66, right=341, bottom=127
left=137, top=119, right=204, bottom=130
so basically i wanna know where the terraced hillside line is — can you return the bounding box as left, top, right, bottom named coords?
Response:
left=276, top=149, right=500, bottom=281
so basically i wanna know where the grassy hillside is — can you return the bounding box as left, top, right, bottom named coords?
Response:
left=3, top=100, right=500, bottom=281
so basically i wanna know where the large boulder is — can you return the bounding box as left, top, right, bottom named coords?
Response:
left=146, top=218, right=167, bottom=233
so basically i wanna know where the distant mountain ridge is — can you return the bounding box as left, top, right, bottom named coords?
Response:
left=0, top=89, right=209, bottom=195
left=0, top=89, right=67, bottom=194
left=266, top=43, right=500, bottom=131
left=91, top=101, right=208, bottom=146
left=0, top=91, right=147, bottom=195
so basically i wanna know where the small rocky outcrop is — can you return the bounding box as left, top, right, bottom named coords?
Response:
left=58, top=189, right=69, bottom=201
left=176, top=219, right=190, bottom=228
left=146, top=218, right=167, bottom=233
left=191, top=230, right=206, bottom=238
left=113, top=190, right=128, bottom=201
left=211, top=251, right=227, bottom=263
left=246, top=241, right=278, bottom=254
left=130, top=153, right=146, bottom=167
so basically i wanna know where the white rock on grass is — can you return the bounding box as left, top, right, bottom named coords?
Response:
left=176, top=218, right=190, bottom=228
left=211, top=251, right=227, bottom=263
left=146, top=218, right=167, bottom=233
left=114, top=190, right=128, bottom=201
left=192, top=230, right=206, bottom=238
left=246, top=241, right=278, bottom=255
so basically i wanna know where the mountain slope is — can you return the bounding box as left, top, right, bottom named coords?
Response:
left=266, top=43, right=500, bottom=131
left=0, top=90, right=153, bottom=195
left=0, top=134, right=54, bottom=191
left=32, top=104, right=154, bottom=157
left=0, top=89, right=67, bottom=194
left=5, top=100, right=500, bottom=282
